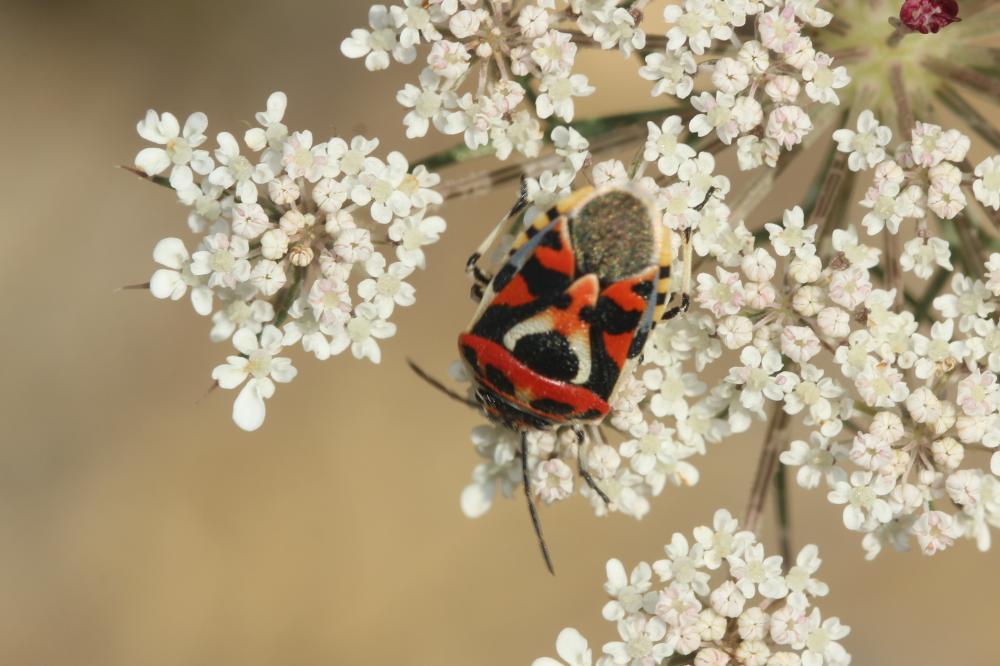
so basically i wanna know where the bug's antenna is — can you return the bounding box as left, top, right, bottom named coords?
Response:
left=521, top=432, right=555, bottom=575
left=407, top=359, right=479, bottom=408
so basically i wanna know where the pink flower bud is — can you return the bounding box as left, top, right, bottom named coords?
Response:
left=899, top=0, right=961, bottom=34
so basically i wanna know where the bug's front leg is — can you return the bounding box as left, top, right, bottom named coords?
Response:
left=466, top=177, right=529, bottom=303
left=466, top=251, right=492, bottom=302
left=660, top=225, right=693, bottom=322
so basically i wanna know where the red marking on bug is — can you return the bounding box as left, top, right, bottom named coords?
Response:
left=459, top=334, right=610, bottom=420
left=600, top=268, right=658, bottom=313
left=603, top=331, right=634, bottom=369
left=533, top=223, right=576, bottom=277
left=549, top=276, right=598, bottom=337
left=492, top=274, right=534, bottom=307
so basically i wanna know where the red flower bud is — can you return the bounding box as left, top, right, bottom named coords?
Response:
left=899, top=0, right=961, bottom=34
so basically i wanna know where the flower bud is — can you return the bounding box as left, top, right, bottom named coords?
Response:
left=899, top=0, right=960, bottom=34
left=288, top=245, right=314, bottom=267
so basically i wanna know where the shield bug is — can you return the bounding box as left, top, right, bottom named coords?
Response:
left=414, top=181, right=707, bottom=573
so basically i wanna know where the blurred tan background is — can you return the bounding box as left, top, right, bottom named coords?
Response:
left=0, top=0, right=998, bottom=664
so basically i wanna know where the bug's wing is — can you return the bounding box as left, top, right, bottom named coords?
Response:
left=584, top=265, right=660, bottom=400
left=469, top=211, right=578, bottom=329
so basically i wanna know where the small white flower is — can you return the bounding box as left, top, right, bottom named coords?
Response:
left=536, top=73, right=594, bottom=122
left=330, top=302, right=397, bottom=363
left=645, top=117, right=696, bottom=176
left=135, top=110, right=213, bottom=189
left=190, top=233, right=251, bottom=289
left=781, top=433, right=848, bottom=490
left=211, top=326, right=297, bottom=431
left=149, top=237, right=213, bottom=315
left=358, top=254, right=416, bottom=318
left=209, top=131, right=273, bottom=203
left=827, top=471, right=894, bottom=531
left=764, top=207, right=816, bottom=258
left=388, top=211, right=447, bottom=268
left=249, top=259, right=287, bottom=296
left=766, top=106, right=813, bottom=150
left=340, top=4, right=416, bottom=71
left=533, top=628, right=594, bottom=666
left=831, top=110, right=892, bottom=171
left=973, top=156, right=1000, bottom=210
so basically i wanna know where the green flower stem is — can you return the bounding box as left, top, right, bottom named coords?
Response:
left=273, top=265, right=307, bottom=327
left=913, top=268, right=950, bottom=323
left=744, top=406, right=791, bottom=537
left=427, top=107, right=685, bottom=203
left=774, top=462, right=792, bottom=568
left=121, top=165, right=283, bottom=220
left=414, top=106, right=683, bottom=173
left=923, top=58, right=1000, bottom=100
left=951, top=215, right=986, bottom=279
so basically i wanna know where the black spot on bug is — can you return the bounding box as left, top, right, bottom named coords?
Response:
left=513, top=331, right=579, bottom=383
left=628, top=327, right=650, bottom=359
left=590, top=295, right=642, bottom=335
left=492, top=263, right=517, bottom=292
left=530, top=398, right=575, bottom=415
left=631, top=280, right=654, bottom=298
left=576, top=409, right=603, bottom=421
left=553, top=292, right=573, bottom=310
left=461, top=344, right=478, bottom=369
left=485, top=364, right=516, bottom=396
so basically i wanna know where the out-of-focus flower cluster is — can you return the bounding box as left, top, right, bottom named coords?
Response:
left=341, top=0, right=847, bottom=171
left=135, top=92, right=446, bottom=430
left=533, top=510, right=851, bottom=666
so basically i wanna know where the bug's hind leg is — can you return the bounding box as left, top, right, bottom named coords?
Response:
left=660, top=225, right=693, bottom=322
left=521, top=432, right=555, bottom=575
left=466, top=177, right=529, bottom=302
left=660, top=187, right=715, bottom=322
left=577, top=426, right=611, bottom=506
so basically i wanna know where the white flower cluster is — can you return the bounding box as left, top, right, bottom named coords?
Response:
left=534, top=510, right=851, bottom=666
left=341, top=1, right=597, bottom=160
left=460, top=111, right=1000, bottom=558
left=649, top=0, right=849, bottom=172
left=340, top=0, right=847, bottom=172
left=135, top=92, right=446, bottom=430
left=771, top=114, right=1000, bottom=558
left=833, top=113, right=1000, bottom=235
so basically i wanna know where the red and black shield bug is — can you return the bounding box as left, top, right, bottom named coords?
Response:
left=413, top=181, right=708, bottom=573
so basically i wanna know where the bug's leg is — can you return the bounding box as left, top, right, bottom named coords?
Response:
left=660, top=224, right=693, bottom=322
left=660, top=187, right=714, bottom=322
left=577, top=426, right=611, bottom=506
left=521, top=431, right=555, bottom=575
left=466, top=177, right=529, bottom=300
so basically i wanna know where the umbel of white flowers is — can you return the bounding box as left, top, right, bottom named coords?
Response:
left=134, top=92, right=446, bottom=431
left=534, top=510, right=851, bottom=666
